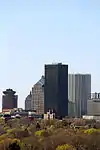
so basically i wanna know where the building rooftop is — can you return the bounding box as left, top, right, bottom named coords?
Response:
left=25, top=91, right=32, bottom=102
left=88, top=99, right=100, bottom=102
left=3, top=89, right=16, bottom=95
left=45, top=63, right=64, bottom=66
left=36, top=76, right=45, bottom=86
left=69, top=73, right=91, bottom=75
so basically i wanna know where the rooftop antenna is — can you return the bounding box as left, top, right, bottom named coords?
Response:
left=52, top=62, right=62, bottom=65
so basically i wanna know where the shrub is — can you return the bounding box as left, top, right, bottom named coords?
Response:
left=0, top=134, right=8, bottom=141
left=84, top=128, right=97, bottom=134
left=62, top=120, right=68, bottom=127
left=11, top=139, right=24, bottom=149
left=56, top=144, right=75, bottom=150
left=55, top=120, right=63, bottom=128
left=0, top=118, right=5, bottom=125
left=6, top=128, right=29, bottom=139
left=6, top=119, right=19, bottom=128
left=18, top=117, right=30, bottom=126
left=15, top=129, right=29, bottom=139
left=22, top=136, right=41, bottom=150
left=1, top=118, right=100, bottom=149
left=6, top=128, right=20, bottom=138
left=8, top=139, right=21, bottom=150
left=7, top=128, right=18, bottom=134
left=27, top=125, right=36, bottom=135
left=48, top=125, right=55, bottom=132
left=4, top=126, right=10, bottom=131
left=0, top=138, right=22, bottom=150
left=42, top=119, right=55, bottom=127
left=35, top=129, right=49, bottom=137
left=0, top=139, right=11, bottom=150
left=0, top=127, right=6, bottom=136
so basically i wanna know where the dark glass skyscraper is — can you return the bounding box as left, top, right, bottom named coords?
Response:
left=2, top=89, right=18, bottom=110
left=44, top=63, right=68, bottom=117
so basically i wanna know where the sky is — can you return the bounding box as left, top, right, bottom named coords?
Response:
left=0, top=0, right=100, bottom=109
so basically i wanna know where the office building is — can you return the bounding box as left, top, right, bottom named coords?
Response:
left=68, top=101, right=75, bottom=117
left=68, top=74, right=91, bottom=117
left=87, top=93, right=100, bottom=116
left=2, top=89, right=18, bottom=111
left=44, top=63, right=68, bottom=117
left=31, top=76, right=44, bottom=114
left=25, top=91, right=32, bottom=111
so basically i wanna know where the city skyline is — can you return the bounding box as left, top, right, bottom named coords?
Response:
left=0, top=0, right=100, bottom=109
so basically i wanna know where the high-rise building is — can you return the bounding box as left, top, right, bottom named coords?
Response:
left=31, top=76, right=44, bottom=114
left=44, top=63, right=68, bottom=117
left=2, top=89, right=18, bottom=111
left=68, top=74, right=91, bottom=117
left=25, top=91, right=32, bottom=111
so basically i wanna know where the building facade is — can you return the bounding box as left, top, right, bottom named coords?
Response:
left=68, top=101, right=75, bottom=117
left=68, top=74, right=91, bottom=117
left=31, top=76, right=44, bottom=114
left=87, top=93, right=100, bottom=116
left=2, top=89, right=18, bottom=111
left=44, top=63, right=68, bottom=117
left=25, top=91, right=32, bottom=111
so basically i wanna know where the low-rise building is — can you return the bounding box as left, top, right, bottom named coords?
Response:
left=87, top=93, right=100, bottom=116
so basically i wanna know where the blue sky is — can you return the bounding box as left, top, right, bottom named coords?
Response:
left=0, top=0, right=100, bottom=109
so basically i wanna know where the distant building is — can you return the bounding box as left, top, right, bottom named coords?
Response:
left=90, top=92, right=100, bottom=99
left=68, top=101, right=75, bottom=117
left=25, top=91, right=32, bottom=110
left=31, top=76, right=44, bottom=114
left=68, top=74, right=91, bottom=117
left=44, top=63, right=68, bottom=117
left=2, top=89, right=18, bottom=111
left=87, top=93, right=100, bottom=116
